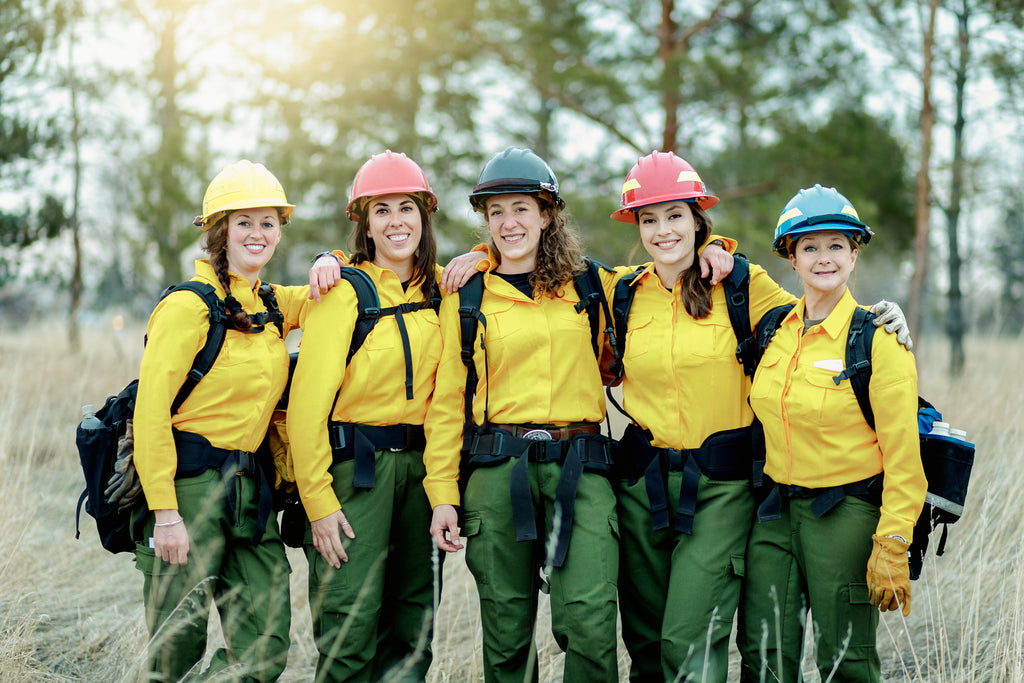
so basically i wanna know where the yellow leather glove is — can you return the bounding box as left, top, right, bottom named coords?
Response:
left=866, top=534, right=912, bottom=616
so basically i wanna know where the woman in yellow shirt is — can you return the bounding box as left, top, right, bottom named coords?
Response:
left=287, top=151, right=445, bottom=682
left=740, top=185, right=926, bottom=682
left=425, top=147, right=622, bottom=682
left=607, top=151, right=797, bottom=682
left=133, top=160, right=309, bottom=681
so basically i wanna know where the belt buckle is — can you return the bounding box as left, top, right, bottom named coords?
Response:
left=521, top=428, right=554, bottom=441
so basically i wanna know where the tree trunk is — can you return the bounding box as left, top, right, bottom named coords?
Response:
left=907, top=0, right=939, bottom=339
left=945, top=1, right=969, bottom=376
left=68, top=16, right=83, bottom=352
left=659, top=0, right=680, bottom=151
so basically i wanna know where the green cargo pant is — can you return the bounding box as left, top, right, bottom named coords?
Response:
left=461, top=458, right=620, bottom=683
left=738, top=496, right=881, bottom=683
left=618, top=472, right=753, bottom=682
left=134, top=467, right=292, bottom=682
left=306, top=448, right=437, bottom=683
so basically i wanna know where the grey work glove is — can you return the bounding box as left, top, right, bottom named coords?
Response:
left=104, top=419, right=143, bottom=511
left=870, top=300, right=913, bottom=351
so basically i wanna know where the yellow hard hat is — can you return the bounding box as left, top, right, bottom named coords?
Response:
left=193, top=160, right=295, bottom=230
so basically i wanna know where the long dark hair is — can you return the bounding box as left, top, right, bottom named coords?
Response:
left=349, top=194, right=438, bottom=299
left=675, top=203, right=714, bottom=319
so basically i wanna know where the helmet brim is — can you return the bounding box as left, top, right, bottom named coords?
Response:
left=197, top=199, right=295, bottom=231
left=610, top=194, right=719, bottom=223
left=772, top=223, right=873, bottom=257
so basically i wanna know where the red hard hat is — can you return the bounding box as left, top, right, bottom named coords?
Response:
left=346, top=150, right=438, bottom=221
left=611, top=151, right=719, bottom=223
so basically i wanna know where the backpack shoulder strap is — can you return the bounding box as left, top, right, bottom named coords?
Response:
left=336, top=266, right=382, bottom=365
left=429, top=282, right=442, bottom=314
left=255, top=283, right=285, bottom=336
left=834, top=307, right=877, bottom=430
left=163, top=281, right=229, bottom=414
left=457, top=272, right=486, bottom=371
left=572, top=258, right=613, bottom=360
left=752, top=303, right=795, bottom=372
left=608, top=265, right=645, bottom=382
left=457, top=271, right=488, bottom=437
left=721, top=255, right=756, bottom=376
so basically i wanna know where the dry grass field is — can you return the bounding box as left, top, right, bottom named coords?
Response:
left=0, top=318, right=1021, bottom=681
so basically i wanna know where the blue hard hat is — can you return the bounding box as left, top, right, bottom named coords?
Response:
left=772, top=184, right=874, bottom=258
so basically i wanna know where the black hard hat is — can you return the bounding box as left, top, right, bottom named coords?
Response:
left=469, top=147, right=565, bottom=213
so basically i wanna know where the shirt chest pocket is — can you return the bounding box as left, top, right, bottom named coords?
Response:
left=802, top=364, right=856, bottom=423
left=623, top=313, right=655, bottom=361
left=216, top=328, right=268, bottom=367
left=750, top=352, right=783, bottom=401
left=680, top=317, right=733, bottom=362
left=485, top=298, right=525, bottom=343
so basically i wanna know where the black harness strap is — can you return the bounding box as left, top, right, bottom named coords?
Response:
left=621, top=423, right=752, bottom=535
left=463, top=428, right=613, bottom=567
left=173, top=429, right=273, bottom=545
left=166, top=282, right=230, bottom=414
left=327, top=422, right=426, bottom=490
left=721, top=256, right=756, bottom=377
left=755, top=474, right=883, bottom=522
left=832, top=307, right=876, bottom=429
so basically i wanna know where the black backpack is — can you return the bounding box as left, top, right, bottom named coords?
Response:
left=605, top=256, right=756, bottom=423
left=456, top=258, right=614, bottom=443
left=752, top=303, right=975, bottom=580
left=75, top=281, right=284, bottom=553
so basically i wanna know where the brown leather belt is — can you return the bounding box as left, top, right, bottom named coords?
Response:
left=491, top=422, right=601, bottom=441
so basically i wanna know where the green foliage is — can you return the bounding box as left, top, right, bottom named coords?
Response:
left=702, top=107, right=914, bottom=263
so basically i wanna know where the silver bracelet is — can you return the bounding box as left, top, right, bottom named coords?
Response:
left=154, top=518, right=184, bottom=528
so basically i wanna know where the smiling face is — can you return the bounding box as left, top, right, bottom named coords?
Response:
left=225, top=207, right=282, bottom=283
left=485, top=193, right=549, bottom=274
left=365, top=193, right=423, bottom=277
left=636, top=201, right=698, bottom=283
left=789, top=230, right=859, bottom=298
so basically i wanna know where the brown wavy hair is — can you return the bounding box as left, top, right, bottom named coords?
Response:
left=201, top=211, right=286, bottom=331
left=487, top=195, right=584, bottom=298
left=348, top=194, right=438, bottom=299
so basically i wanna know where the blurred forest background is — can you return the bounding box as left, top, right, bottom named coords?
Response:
left=3, top=0, right=1024, bottom=375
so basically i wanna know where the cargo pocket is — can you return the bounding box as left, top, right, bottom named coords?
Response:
left=460, top=511, right=486, bottom=585
left=730, top=554, right=745, bottom=578
left=308, top=547, right=348, bottom=594
left=603, top=514, right=621, bottom=586
left=839, top=581, right=878, bottom=650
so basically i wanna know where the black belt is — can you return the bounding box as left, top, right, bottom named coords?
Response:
left=173, top=429, right=272, bottom=545
left=618, top=423, right=752, bottom=535
left=755, top=473, right=883, bottom=522
left=328, top=422, right=426, bottom=490
left=463, top=425, right=613, bottom=568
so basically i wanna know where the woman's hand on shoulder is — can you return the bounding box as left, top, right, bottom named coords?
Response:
left=700, top=243, right=734, bottom=285
left=440, top=252, right=487, bottom=294
left=308, top=253, right=343, bottom=302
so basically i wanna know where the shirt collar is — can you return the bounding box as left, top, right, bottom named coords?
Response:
left=794, top=288, right=857, bottom=340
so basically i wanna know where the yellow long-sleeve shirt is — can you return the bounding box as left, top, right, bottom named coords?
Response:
left=134, top=260, right=309, bottom=510
left=287, top=262, right=443, bottom=521
left=614, top=261, right=796, bottom=449
left=748, top=289, right=926, bottom=540
left=422, top=262, right=608, bottom=509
